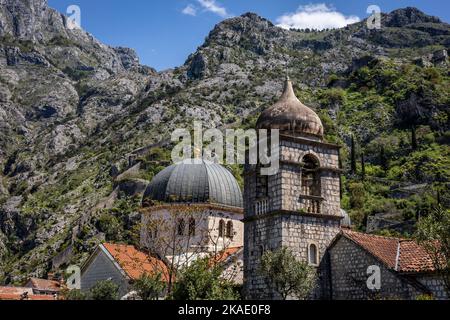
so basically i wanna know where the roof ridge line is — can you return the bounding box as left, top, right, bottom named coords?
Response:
left=394, top=240, right=401, bottom=271
left=344, top=229, right=403, bottom=241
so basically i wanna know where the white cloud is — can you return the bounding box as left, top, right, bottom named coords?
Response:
left=276, top=3, right=360, bottom=30
left=197, top=0, right=229, bottom=18
left=182, top=4, right=197, bottom=16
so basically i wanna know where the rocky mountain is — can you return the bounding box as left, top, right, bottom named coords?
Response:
left=0, top=1, right=449, bottom=283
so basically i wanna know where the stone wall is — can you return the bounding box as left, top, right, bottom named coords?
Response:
left=416, top=275, right=448, bottom=300
left=243, top=135, right=343, bottom=300
left=328, top=236, right=449, bottom=300
left=244, top=216, right=283, bottom=299
left=244, top=214, right=340, bottom=299
left=279, top=138, right=341, bottom=217
left=244, top=138, right=341, bottom=218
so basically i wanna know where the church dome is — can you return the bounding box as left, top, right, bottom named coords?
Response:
left=142, top=159, right=243, bottom=208
left=256, top=77, right=324, bottom=138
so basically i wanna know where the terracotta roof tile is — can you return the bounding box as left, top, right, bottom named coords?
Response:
left=342, top=230, right=436, bottom=273
left=342, top=229, right=399, bottom=269
left=27, top=278, right=61, bottom=292
left=102, top=243, right=170, bottom=282
left=398, top=240, right=435, bottom=273
left=0, top=287, right=56, bottom=300
left=0, top=287, right=33, bottom=295
left=26, top=294, right=57, bottom=301
left=210, top=246, right=243, bottom=265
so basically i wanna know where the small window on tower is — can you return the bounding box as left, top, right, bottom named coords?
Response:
left=226, top=221, right=234, bottom=239
left=219, top=219, right=225, bottom=237
left=188, top=218, right=196, bottom=237
left=177, top=219, right=186, bottom=236
left=308, top=243, right=319, bottom=266
left=149, top=226, right=158, bottom=239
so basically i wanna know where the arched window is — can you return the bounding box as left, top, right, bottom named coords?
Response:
left=188, top=218, right=196, bottom=237
left=177, top=219, right=185, bottom=236
left=308, top=243, right=319, bottom=266
left=149, top=226, right=158, bottom=239
left=218, top=219, right=225, bottom=237
left=226, top=221, right=233, bottom=238
left=301, top=154, right=321, bottom=197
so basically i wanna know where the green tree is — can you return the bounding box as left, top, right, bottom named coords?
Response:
left=348, top=182, right=366, bottom=209
left=259, top=247, right=317, bottom=300
left=361, top=152, right=366, bottom=181
left=350, top=135, right=357, bottom=175
left=96, top=213, right=122, bottom=241
left=61, top=289, right=87, bottom=300
left=170, top=258, right=240, bottom=300
left=416, top=206, right=450, bottom=296
left=379, top=146, right=389, bottom=173
left=89, top=280, right=119, bottom=300
left=133, top=273, right=166, bottom=300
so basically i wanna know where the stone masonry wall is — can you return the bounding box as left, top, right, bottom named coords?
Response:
left=416, top=275, right=448, bottom=300
left=329, top=237, right=421, bottom=300
left=244, top=216, right=283, bottom=300
left=279, top=139, right=341, bottom=217
left=243, top=214, right=341, bottom=299
left=244, top=136, right=343, bottom=300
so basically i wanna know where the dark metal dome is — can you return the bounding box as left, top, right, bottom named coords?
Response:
left=142, top=159, right=243, bottom=208
left=257, top=77, right=324, bottom=138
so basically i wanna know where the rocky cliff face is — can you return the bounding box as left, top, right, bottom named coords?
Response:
left=0, top=1, right=448, bottom=283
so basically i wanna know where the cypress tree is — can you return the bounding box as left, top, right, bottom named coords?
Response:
left=351, top=135, right=357, bottom=175
left=379, top=146, right=388, bottom=173
left=361, top=152, right=366, bottom=181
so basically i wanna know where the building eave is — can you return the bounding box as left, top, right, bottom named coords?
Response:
left=140, top=203, right=244, bottom=215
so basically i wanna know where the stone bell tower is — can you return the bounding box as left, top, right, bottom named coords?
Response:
left=243, top=77, right=343, bottom=300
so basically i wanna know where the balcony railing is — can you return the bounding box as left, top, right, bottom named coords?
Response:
left=255, top=198, right=270, bottom=215
left=298, top=195, right=323, bottom=214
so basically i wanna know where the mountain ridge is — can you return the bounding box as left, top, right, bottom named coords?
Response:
left=0, top=2, right=449, bottom=283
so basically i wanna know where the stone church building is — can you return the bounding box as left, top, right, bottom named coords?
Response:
left=242, top=77, right=448, bottom=300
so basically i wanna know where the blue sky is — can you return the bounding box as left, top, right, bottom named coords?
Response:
left=48, top=0, right=450, bottom=71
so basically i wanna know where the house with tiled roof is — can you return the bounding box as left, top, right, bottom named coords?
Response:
left=0, top=286, right=57, bottom=300
left=80, top=243, right=170, bottom=298
left=80, top=242, right=244, bottom=299
left=327, top=229, right=447, bottom=300
left=25, top=277, right=63, bottom=296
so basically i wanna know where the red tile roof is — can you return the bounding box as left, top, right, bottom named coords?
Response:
left=210, top=247, right=243, bottom=265
left=0, top=287, right=33, bottom=295
left=342, top=230, right=436, bottom=273
left=102, top=243, right=170, bottom=282
left=0, top=287, right=56, bottom=300
left=398, top=240, right=436, bottom=273
left=27, top=278, right=62, bottom=292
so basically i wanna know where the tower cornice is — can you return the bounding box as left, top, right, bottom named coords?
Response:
left=242, top=209, right=343, bottom=223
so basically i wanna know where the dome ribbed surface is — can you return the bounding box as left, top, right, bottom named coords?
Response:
left=143, top=159, right=243, bottom=208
